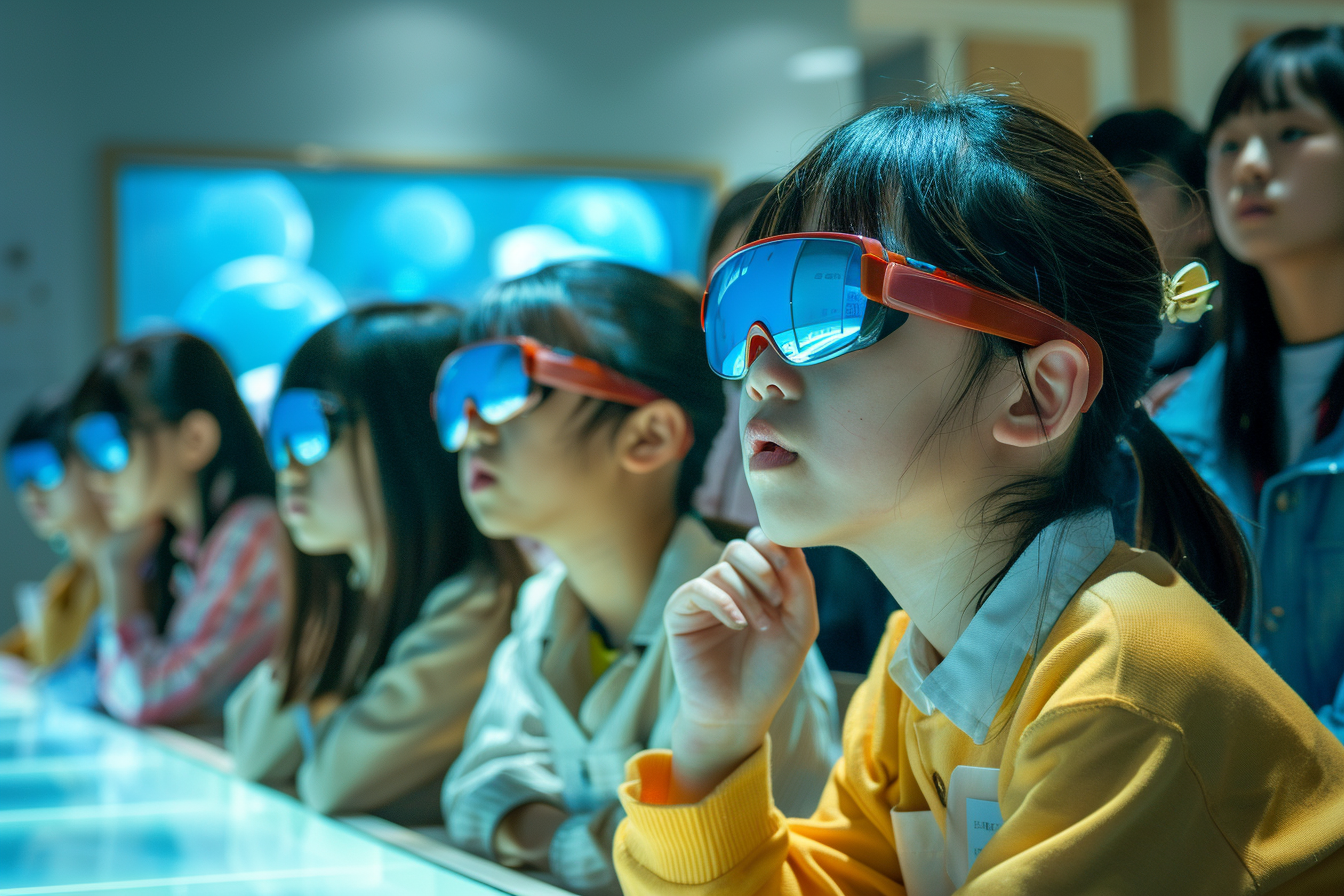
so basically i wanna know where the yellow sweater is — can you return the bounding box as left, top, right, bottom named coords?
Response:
left=0, top=561, right=99, bottom=668
left=614, top=544, right=1344, bottom=894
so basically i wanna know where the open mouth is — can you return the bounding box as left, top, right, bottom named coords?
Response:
left=467, top=459, right=498, bottom=492
left=744, top=418, right=799, bottom=472
left=749, top=439, right=799, bottom=471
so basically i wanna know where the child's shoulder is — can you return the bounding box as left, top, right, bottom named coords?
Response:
left=508, top=562, right=568, bottom=637
left=1030, top=545, right=1275, bottom=726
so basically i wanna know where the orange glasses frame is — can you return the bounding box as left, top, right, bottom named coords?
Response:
left=702, top=232, right=1106, bottom=412
left=436, top=335, right=665, bottom=419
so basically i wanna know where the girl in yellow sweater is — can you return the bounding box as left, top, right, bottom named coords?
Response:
left=612, top=92, right=1344, bottom=894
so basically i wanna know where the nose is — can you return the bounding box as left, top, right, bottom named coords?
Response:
left=743, top=326, right=804, bottom=403
left=460, top=401, right=500, bottom=451
left=276, top=463, right=307, bottom=488
left=1233, top=134, right=1271, bottom=187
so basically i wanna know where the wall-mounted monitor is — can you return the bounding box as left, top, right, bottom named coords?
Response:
left=106, top=149, right=717, bottom=420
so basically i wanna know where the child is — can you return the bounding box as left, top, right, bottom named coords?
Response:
left=226, top=304, right=526, bottom=822
left=1151, top=26, right=1344, bottom=738
left=70, top=332, right=285, bottom=726
left=2, top=386, right=106, bottom=704
left=612, top=92, right=1344, bottom=894
left=439, top=261, right=840, bottom=894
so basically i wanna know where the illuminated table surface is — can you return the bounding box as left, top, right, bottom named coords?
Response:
left=0, top=683, right=557, bottom=895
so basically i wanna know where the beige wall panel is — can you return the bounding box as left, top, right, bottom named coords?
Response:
left=1131, top=0, right=1175, bottom=107
left=964, top=38, right=1094, bottom=129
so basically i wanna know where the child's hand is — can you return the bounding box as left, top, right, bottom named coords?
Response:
left=663, top=528, right=819, bottom=803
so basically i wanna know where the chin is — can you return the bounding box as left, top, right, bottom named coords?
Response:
left=470, top=511, right=521, bottom=541
left=754, top=502, right=832, bottom=550
left=288, top=529, right=340, bottom=557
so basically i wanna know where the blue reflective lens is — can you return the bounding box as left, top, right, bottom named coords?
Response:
left=704, top=238, right=875, bottom=378
left=72, top=413, right=131, bottom=474
left=268, top=389, right=335, bottom=469
left=433, top=343, right=532, bottom=452
left=4, top=441, right=66, bottom=492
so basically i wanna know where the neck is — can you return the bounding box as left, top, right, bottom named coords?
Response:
left=542, top=493, right=679, bottom=649
left=348, top=537, right=386, bottom=596
left=1262, top=247, right=1344, bottom=345
left=849, top=510, right=1017, bottom=660
left=64, top=527, right=97, bottom=562
left=167, top=485, right=204, bottom=536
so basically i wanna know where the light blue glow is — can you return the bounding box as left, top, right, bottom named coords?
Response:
left=0, top=689, right=507, bottom=895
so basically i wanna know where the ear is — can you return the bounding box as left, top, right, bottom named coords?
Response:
left=175, top=410, right=222, bottom=473
left=991, top=340, right=1091, bottom=448
left=615, top=399, right=693, bottom=475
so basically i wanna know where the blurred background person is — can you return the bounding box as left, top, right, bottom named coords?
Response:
left=1090, top=108, right=1219, bottom=377
left=2, top=386, right=106, bottom=706
left=226, top=304, right=528, bottom=824
left=70, top=331, right=286, bottom=727
left=1152, top=26, right=1344, bottom=737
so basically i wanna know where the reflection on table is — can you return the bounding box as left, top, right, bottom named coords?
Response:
left=0, top=682, right=517, bottom=895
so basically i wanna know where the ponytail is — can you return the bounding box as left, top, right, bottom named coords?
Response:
left=1126, top=410, right=1249, bottom=626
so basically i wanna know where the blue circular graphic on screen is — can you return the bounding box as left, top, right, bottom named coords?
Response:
left=192, top=171, right=313, bottom=265
left=347, top=185, right=476, bottom=298
left=535, top=180, right=670, bottom=272
left=490, top=224, right=611, bottom=281
left=176, top=255, right=345, bottom=375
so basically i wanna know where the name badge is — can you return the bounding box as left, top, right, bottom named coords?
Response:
left=943, top=766, right=1003, bottom=886
left=889, top=766, right=1003, bottom=896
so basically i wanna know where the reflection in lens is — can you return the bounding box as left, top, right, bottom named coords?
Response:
left=74, top=414, right=131, bottom=474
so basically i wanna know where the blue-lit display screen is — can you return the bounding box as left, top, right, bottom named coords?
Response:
left=113, top=160, right=714, bottom=419
left=0, top=686, right=508, bottom=894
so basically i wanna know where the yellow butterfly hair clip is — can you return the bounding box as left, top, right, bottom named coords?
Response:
left=1161, top=261, right=1218, bottom=324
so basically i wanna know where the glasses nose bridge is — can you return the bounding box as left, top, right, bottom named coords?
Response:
left=459, top=397, right=499, bottom=450
left=742, top=322, right=802, bottom=402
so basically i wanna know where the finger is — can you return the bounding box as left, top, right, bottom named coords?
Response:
left=720, top=540, right=784, bottom=607
left=703, top=561, right=780, bottom=632
left=666, top=577, right=748, bottom=633
left=745, top=529, right=814, bottom=601
left=744, top=530, right=817, bottom=635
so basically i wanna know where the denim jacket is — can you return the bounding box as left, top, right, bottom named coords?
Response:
left=1154, top=344, right=1344, bottom=737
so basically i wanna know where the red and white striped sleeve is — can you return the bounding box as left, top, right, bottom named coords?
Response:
left=98, top=497, right=287, bottom=726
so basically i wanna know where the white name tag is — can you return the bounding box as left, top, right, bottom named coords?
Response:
left=965, top=797, right=1004, bottom=864
left=890, top=766, right=1004, bottom=896
left=943, top=766, right=1002, bottom=887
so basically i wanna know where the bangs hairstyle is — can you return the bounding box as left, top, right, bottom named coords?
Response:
left=750, top=90, right=1249, bottom=623
left=464, top=260, right=725, bottom=515
left=7, top=384, right=74, bottom=456
left=275, top=303, right=527, bottom=705
left=1207, top=26, right=1344, bottom=484
left=71, top=332, right=274, bottom=631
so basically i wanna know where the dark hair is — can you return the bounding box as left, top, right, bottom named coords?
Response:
left=705, top=180, right=779, bottom=275
left=465, top=260, right=725, bottom=515
left=71, top=331, right=275, bottom=630
left=750, top=90, right=1249, bottom=624
left=275, top=303, right=527, bottom=704
left=1208, top=26, right=1344, bottom=485
left=7, top=384, right=74, bottom=457
left=1089, top=108, right=1207, bottom=191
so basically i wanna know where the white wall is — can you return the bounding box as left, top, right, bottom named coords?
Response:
left=1172, top=0, right=1343, bottom=125
left=0, top=0, right=859, bottom=629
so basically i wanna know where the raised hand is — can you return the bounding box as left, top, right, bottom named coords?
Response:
left=664, top=528, right=819, bottom=803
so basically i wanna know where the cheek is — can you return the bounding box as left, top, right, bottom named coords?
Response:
left=1291, top=144, right=1344, bottom=231
left=309, top=460, right=368, bottom=536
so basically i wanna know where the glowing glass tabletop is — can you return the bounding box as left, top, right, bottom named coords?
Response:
left=0, top=686, right=509, bottom=895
